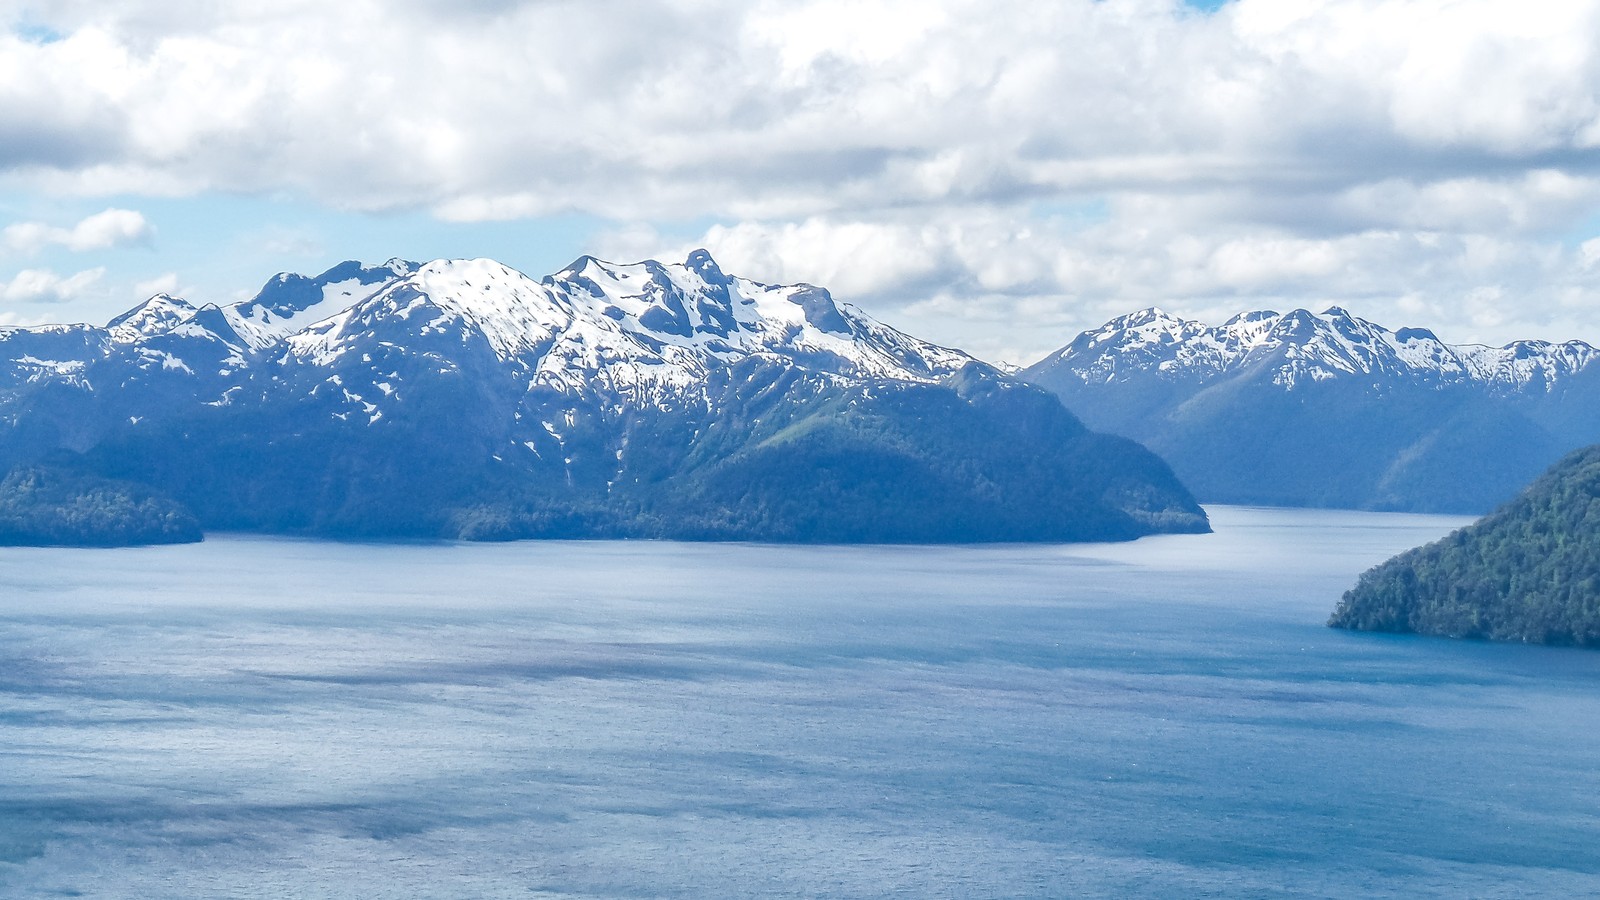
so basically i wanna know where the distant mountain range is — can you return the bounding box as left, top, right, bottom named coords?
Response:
left=1023, top=307, right=1600, bottom=513
left=0, top=253, right=1208, bottom=544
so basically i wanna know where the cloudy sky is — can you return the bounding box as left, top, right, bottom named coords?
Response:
left=0, top=0, right=1597, bottom=364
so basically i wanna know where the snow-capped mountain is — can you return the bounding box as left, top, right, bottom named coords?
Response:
left=0, top=251, right=979, bottom=428
left=107, top=293, right=200, bottom=344
left=1023, top=307, right=1600, bottom=514
left=0, top=253, right=1208, bottom=543
left=1031, top=306, right=1600, bottom=394
left=274, top=250, right=973, bottom=416
left=223, top=259, right=415, bottom=350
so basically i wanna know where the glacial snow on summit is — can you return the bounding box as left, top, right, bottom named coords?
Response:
left=277, top=251, right=975, bottom=405
left=107, top=294, right=201, bottom=344
left=1021, top=305, right=1600, bottom=513
left=1033, top=306, right=1600, bottom=394
left=221, top=259, right=416, bottom=350
left=0, top=251, right=978, bottom=423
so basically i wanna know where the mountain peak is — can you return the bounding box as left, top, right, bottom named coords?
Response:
left=683, top=248, right=728, bottom=285
left=107, top=292, right=200, bottom=343
left=271, top=252, right=978, bottom=402
left=562, top=254, right=599, bottom=273
left=1028, top=306, right=1600, bottom=394
left=225, top=259, right=416, bottom=349
left=1113, top=306, right=1182, bottom=327
left=1223, top=310, right=1279, bottom=327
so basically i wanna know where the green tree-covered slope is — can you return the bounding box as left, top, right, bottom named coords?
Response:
left=81, top=366, right=1208, bottom=544
left=1329, top=445, right=1600, bottom=644
left=0, top=466, right=202, bottom=546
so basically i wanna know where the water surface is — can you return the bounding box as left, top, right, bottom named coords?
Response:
left=3, top=506, right=1599, bottom=897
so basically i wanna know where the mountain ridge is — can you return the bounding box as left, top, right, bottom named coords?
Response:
left=1030, top=306, right=1600, bottom=394
left=0, top=251, right=1209, bottom=544
left=1022, top=306, right=1600, bottom=514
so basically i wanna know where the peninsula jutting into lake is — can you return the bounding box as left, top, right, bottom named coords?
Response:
left=1332, top=444, right=1600, bottom=646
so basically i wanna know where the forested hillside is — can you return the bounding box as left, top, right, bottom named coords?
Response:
left=0, top=466, right=202, bottom=546
left=1329, top=445, right=1600, bottom=645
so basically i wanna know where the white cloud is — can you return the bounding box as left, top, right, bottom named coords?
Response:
left=0, top=0, right=1592, bottom=223
left=0, top=222, right=58, bottom=255
left=3, top=208, right=152, bottom=253
left=0, top=267, right=105, bottom=303
left=66, top=208, right=153, bottom=251
left=133, top=271, right=179, bottom=297
left=0, top=0, right=1596, bottom=356
left=642, top=209, right=1600, bottom=365
left=251, top=228, right=324, bottom=258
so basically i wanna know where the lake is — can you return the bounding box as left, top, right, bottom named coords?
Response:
left=3, top=506, right=1600, bottom=897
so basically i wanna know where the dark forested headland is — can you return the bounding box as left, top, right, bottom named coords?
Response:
left=1329, top=445, right=1600, bottom=645
left=0, top=466, right=202, bottom=547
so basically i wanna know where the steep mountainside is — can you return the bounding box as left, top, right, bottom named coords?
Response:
left=1022, top=307, right=1600, bottom=513
left=1330, top=445, right=1600, bottom=645
left=0, top=252, right=1208, bottom=543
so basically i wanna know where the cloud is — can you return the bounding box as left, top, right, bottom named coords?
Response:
left=636, top=208, right=1600, bottom=365
left=0, top=267, right=105, bottom=303
left=0, top=0, right=1597, bottom=357
left=134, top=271, right=180, bottom=297
left=251, top=227, right=325, bottom=258
left=0, top=1, right=1590, bottom=223
left=3, top=208, right=153, bottom=254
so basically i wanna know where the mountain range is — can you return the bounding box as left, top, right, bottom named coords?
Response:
left=1022, top=307, right=1600, bottom=513
left=0, top=252, right=1209, bottom=544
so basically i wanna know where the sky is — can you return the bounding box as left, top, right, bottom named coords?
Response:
left=0, top=0, right=1598, bottom=365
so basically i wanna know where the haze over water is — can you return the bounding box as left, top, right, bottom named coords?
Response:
left=4, top=506, right=1599, bottom=897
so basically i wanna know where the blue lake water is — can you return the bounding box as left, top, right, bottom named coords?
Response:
left=3, top=505, right=1600, bottom=897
